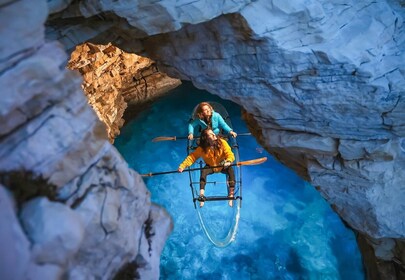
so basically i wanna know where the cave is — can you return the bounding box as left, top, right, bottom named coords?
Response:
left=1, top=1, right=405, bottom=279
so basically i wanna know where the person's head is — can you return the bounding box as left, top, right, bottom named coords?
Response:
left=196, top=102, right=213, bottom=119
left=200, top=128, right=221, bottom=152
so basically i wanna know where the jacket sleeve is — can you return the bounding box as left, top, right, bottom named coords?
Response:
left=188, top=120, right=196, bottom=135
left=216, top=113, right=232, bottom=134
left=222, top=140, right=235, bottom=163
left=188, top=119, right=205, bottom=135
left=179, top=148, right=202, bottom=169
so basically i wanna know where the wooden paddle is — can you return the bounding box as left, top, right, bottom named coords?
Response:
left=152, top=132, right=251, bottom=142
left=152, top=136, right=188, bottom=142
left=141, top=157, right=267, bottom=177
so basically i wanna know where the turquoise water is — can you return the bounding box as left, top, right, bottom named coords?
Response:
left=114, top=82, right=365, bottom=280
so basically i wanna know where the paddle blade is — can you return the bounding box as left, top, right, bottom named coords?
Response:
left=152, top=136, right=176, bottom=142
left=237, top=157, right=267, bottom=166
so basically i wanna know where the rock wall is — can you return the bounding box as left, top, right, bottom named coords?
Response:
left=2, top=0, right=405, bottom=279
left=140, top=3, right=405, bottom=277
left=0, top=0, right=172, bottom=279
left=45, top=0, right=405, bottom=279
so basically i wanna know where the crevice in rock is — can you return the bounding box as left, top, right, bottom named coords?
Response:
left=59, top=159, right=100, bottom=204
left=70, top=184, right=98, bottom=209
left=112, top=260, right=141, bottom=280
left=100, top=186, right=109, bottom=235
left=0, top=170, right=59, bottom=208
left=0, top=111, right=55, bottom=149
left=144, top=211, right=155, bottom=257
left=0, top=46, right=39, bottom=74
left=111, top=211, right=157, bottom=279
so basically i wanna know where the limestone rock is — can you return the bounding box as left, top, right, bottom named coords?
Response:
left=20, top=197, right=85, bottom=266
left=45, top=0, right=405, bottom=277
left=25, top=263, right=64, bottom=280
left=68, top=42, right=181, bottom=142
left=135, top=204, right=174, bottom=280
left=0, top=185, right=31, bottom=280
left=2, top=0, right=405, bottom=279
left=1, top=1, right=173, bottom=279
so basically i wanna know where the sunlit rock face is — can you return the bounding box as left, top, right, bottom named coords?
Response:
left=67, top=43, right=181, bottom=142
left=45, top=0, right=405, bottom=278
left=1, top=0, right=172, bottom=279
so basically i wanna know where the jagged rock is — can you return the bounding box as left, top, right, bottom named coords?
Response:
left=67, top=42, right=181, bottom=143
left=2, top=0, right=405, bottom=279
left=52, top=134, right=172, bottom=279
left=0, top=1, right=173, bottom=279
left=20, top=197, right=85, bottom=266
left=134, top=204, right=174, bottom=280
left=45, top=0, right=405, bottom=278
left=0, top=185, right=31, bottom=280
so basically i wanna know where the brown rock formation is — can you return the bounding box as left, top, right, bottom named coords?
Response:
left=68, top=42, right=181, bottom=142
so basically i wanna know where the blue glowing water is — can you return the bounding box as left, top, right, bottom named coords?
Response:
left=114, top=82, right=365, bottom=280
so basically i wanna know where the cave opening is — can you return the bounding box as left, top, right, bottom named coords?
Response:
left=65, top=39, right=365, bottom=278
left=4, top=0, right=405, bottom=278
left=67, top=42, right=181, bottom=143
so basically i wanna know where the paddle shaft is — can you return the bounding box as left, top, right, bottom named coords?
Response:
left=141, top=157, right=267, bottom=177
left=152, top=132, right=251, bottom=142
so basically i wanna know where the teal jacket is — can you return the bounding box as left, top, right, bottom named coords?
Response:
left=188, top=111, right=233, bottom=136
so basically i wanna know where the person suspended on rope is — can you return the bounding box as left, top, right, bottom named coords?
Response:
left=188, top=102, right=237, bottom=140
left=178, top=128, right=236, bottom=208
